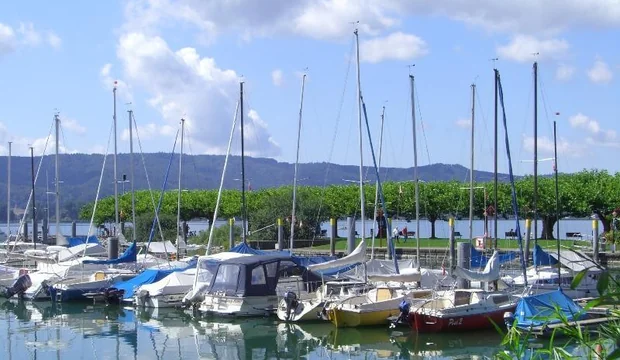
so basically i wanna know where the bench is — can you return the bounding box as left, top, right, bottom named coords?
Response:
left=453, top=231, right=462, bottom=239
left=405, top=231, right=415, bottom=237
left=566, top=232, right=582, bottom=240
left=319, top=229, right=327, bottom=237
left=505, top=231, right=517, bottom=239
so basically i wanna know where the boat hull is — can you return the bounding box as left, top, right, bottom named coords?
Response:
left=329, top=307, right=401, bottom=328
left=276, top=298, right=326, bottom=322
left=198, top=294, right=278, bottom=317
left=135, top=293, right=187, bottom=308
left=410, top=306, right=515, bottom=333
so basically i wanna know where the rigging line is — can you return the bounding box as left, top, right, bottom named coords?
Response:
left=11, top=119, right=54, bottom=253
left=82, top=121, right=114, bottom=258
left=413, top=80, right=432, bottom=165
left=145, top=128, right=180, bottom=263
left=312, top=33, right=355, bottom=239
left=473, top=85, right=494, bottom=162
left=538, top=74, right=555, bottom=134
left=131, top=112, right=168, bottom=258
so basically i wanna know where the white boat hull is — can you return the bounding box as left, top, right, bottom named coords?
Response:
left=198, top=294, right=278, bottom=317
left=135, top=293, right=187, bottom=308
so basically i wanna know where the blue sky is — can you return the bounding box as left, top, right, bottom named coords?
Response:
left=0, top=1, right=618, bottom=176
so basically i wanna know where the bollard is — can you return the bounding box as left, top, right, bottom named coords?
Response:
left=330, top=218, right=337, bottom=256
left=277, top=218, right=284, bottom=251
left=72, top=221, right=77, bottom=237
left=524, top=219, right=531, bottom=267
left=108, top=236, right=119, bottom=259
left=229, top=218, right=235, bottom=250
left=448, top=218, right=456, bottom=270
left=42, top=213, right=49, bottom=244
left=346, top=217, right=355, bottom=255
left=593, top=219, right=599, bottom=263
left=23, top=223, right=28, bottom=241
left=456, top=242, right=471, bottom=289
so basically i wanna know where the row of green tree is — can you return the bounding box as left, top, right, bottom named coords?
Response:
left=79, top=170, right=620, bottom=242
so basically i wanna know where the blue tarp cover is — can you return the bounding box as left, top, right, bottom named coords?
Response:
left=67, top=236, right=100, bottom=247
left=82, top=241, right=138, bottom=265
left=114, top=268, right=177, bottom=299
left=513, top=289, right=584, bottom=328
left=471, top=247, right=517, bottom=268
left=533, top=244, right=559, bottom=266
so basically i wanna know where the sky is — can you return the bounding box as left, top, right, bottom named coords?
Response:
left=0, top=0, right=618, bottom=177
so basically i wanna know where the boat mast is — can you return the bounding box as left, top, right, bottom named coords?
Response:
left=290, top=73, right=307, bottom=253
left=129, top=109, right=136, bottom=242
left=6, top=141, right=10, bottom=238
left=410, top=73, right=420, bottom=271
left=54, top=113, right=62, bottom=244
left=533, top=61, right=539, bottom=254
left=553, top=121, right=561, bottom=284
left=354, top=28, right=366, bottom=249
left=469, top=84, right=476, bottom=244
left=30, top=147, right=36, bottom=247
left=113, top=82, right=120, bottom=237
left=176, top=118, right=185, bottom=246
left=240, top=81, right=248, bottom=244
left=493, top=67, right=499, bottom=249
left=371, top=106, right=385, bottom=260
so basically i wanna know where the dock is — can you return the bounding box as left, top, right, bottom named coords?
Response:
left=529, top=315, right=618, bottom=337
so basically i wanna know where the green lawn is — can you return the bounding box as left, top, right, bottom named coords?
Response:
left=310, top=237, right=591, bottom=251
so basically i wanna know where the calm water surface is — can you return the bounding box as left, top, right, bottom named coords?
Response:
left=0, top=300, right=505, bottom=359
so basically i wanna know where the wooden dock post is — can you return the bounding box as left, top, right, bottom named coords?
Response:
left=524, top=218, right=531, bottom=266
left=593, top=219, right=599, bottom=263
left=346, top=216, right=355, bottom=255
left=277, top=218, right=284, bottom=250
left=229, top=218, right=235, bottom=249
left=457, top=242, right=471, bottom=289
left=329, top=218, right=336, bottom=256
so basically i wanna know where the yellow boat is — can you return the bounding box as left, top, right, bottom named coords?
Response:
left=328, top=287, right=432, bottom=328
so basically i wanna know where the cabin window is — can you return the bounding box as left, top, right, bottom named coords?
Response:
left=211, top=264, right=241, bottom=293
left=454, top=291, right=472, bottom=306
left=265, top=262, right=278, bottom=277
left=491, top=295, right=509, bottom=304
left=251, top=265, right=267, bottom=285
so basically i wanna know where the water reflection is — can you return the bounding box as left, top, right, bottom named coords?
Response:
left=0, top=299, right=549, bottom=360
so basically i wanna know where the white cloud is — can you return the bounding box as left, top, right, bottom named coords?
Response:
left=556, top=63, right=575, bottom=81
left=522, top=135, right=585, bottom=157
left=123, top=0, right=620, bottom=44
left=569, top=113, right=619, bottom=147
left=100, top=63, right=133, bottom=102
left=0, top=21, right=61, bottom=56
left=47, top=32, right=62, bottom=49
left=587, top=59, right=613, bottom=84
left=120, top=122, right=176, bottom=141
left=61, top=117, right=87, bottom=134
left=360, top=32, right=428, bottom=63
left=455, top=118, right=471, bottom=129
left=116, top=32, right=280, bottom=156
left=271, top=69, right=283, bottom=87
left=0, top=122, right=78, bottom=156
left=0, top=23, right=16, bottom=55
left=496, top=35, right=569, bottom=63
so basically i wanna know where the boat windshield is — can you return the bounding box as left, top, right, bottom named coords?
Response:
left=210, top=264, right=241, bottom=295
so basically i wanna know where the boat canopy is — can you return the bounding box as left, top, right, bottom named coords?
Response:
left=550, top=248, right=602, bottom=272
left=83, top=241, right=138, bottom=265
left=307, top=241, right=366, bottom=272
left=453, top=250, right=501, bottom=282
left=67, top=236, right=100, bottom=247
left=138, top=268, right=196, bottom=297
left=368, top=267, right=422, bottom=283
left=533, top=245, right=559, bottom=267
left=206, top=254, right=295, bottom=297
left=511, top=289, right=584, bottom=328
left=148, top=241, right=177, bottom=254
left=471, top=247, right=517, bottom=269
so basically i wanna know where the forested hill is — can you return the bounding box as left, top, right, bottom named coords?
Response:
left=0, top=153, right=509, bottom=220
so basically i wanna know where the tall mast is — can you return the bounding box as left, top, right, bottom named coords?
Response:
left=371, top=106, right=386, bottom=260
left=30, top=147, right=36, bottom=247
left=469, top=84, right=476, bottom=244
left=354, top=28, right=366, bottom=247
left=290, top=73, right=307, bottom=253
left=129, top=110, right=136, bottom=242
left=553, top=121, right=560, bottom=283
left=6, top=141, right=11, bottom=238
left=493, top=69, right=499, bottom=249
left=54, top=114, right=61, bottom=244
left=533, top=62, right=539, bottom=251
left=410, top=74, right=420, bottom=270
left=113, top=82, right=119, bottom=236
left=240, top=81, right=247, bottom=243
left=177, top=118, right=185, bottom=244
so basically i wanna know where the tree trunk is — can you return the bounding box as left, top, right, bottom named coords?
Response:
left=540, top=215, right=557, bottom=240
left=429, top=216, right=437, bottom=239
left=593, top=210, right=611, bottom=233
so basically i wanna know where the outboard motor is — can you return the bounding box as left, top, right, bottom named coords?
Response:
left=283, top=291, right=298, bottom=321
left=503, top=311, right=514, bottom=329
left=390, top=300, right=411, bottom=329
left=137, top=290, right=150, bottom=306
left=0, top=274, right=32, bottom=299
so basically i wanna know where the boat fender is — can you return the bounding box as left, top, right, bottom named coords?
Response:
left=283, top=291, right=298, bottom=320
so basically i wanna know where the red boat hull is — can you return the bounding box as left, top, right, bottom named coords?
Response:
left=409, top=306, right=515, bottom=333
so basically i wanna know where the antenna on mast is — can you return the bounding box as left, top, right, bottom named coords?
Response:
left=408, top=64, right=416, bottom=75
left=490, top=57, right=499, bottom=69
